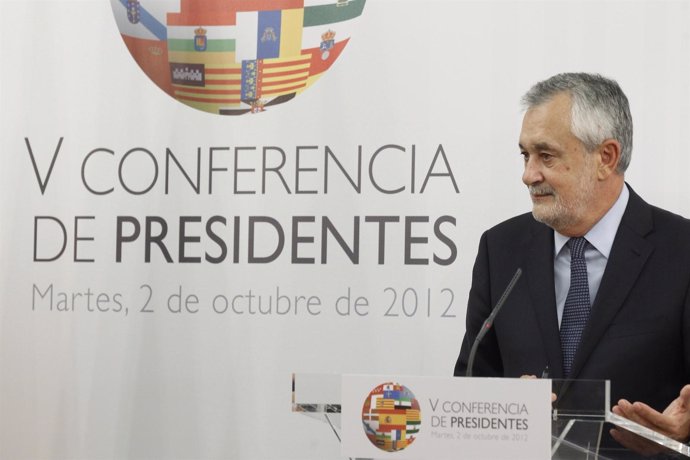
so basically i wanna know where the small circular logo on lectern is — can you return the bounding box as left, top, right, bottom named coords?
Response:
left=361, top=382, right=421, bottom=452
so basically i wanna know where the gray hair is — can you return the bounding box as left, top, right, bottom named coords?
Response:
left=521, top=73, right=633, bottom=173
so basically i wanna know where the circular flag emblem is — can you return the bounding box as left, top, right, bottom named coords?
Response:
left=110, top=0, right=366, bottom=116
left=361, top=382, right=421, bottom=452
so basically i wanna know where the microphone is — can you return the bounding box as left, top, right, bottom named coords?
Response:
left=466, top=267, right=523, bottom=377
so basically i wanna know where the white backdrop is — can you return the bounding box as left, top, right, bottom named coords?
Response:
left=1, top=1, right=689, bottom=459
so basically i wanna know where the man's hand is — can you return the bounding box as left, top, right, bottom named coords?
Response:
left=610, top=384, right=690, bottom=455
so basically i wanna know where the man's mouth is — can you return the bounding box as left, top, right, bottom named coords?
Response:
left=528, top=186, right=554, bottom=200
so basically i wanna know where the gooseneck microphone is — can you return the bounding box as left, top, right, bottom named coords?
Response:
left=465, top=267, right=523, bottom=377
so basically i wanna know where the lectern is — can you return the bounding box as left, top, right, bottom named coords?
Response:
left=292, top=373, right=690, bottom=459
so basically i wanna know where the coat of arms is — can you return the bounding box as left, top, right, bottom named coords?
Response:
left=261, top=27, right=278, bottom=43
left=194, top=26, right=207, bottom=52
left=320, top=30, right=336, bottom=60
left=126, top=0, right=141, bottom=24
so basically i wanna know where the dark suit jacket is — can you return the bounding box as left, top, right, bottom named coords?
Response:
left=454, top=186, right=690, bottom=414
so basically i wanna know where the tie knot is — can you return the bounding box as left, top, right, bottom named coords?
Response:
left=568, top=237, right=588, bottom=259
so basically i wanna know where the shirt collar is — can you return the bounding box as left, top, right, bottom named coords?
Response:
left=554, top=184, right=629, bottom=258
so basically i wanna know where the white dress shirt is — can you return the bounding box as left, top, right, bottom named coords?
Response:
left=553, top=185, right=630, bottom=326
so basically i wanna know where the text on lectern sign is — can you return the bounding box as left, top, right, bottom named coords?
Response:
left=341, top=375, right=551, bottom=460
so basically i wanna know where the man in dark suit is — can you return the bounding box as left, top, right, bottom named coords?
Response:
left=453, top=73, right=690, bottom=450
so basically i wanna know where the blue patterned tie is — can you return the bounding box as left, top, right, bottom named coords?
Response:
left=560, top=237, right=591, bottom=377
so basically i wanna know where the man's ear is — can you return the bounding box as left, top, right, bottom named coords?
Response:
left=597, top=139, right=622, bottom=179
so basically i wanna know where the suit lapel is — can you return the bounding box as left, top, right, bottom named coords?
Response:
left=524, top=222, right=564, bottom=377
left=569, top=187, right=654, bottom=379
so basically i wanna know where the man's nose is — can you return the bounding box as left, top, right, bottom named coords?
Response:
left=522, top=157, right=543, bottom=186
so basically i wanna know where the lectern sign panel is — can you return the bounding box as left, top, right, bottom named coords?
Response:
left=342, top=375, right=551, bottom=460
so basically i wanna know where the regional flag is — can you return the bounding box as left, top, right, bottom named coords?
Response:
left=379, top=413, right=408, bottom=428
left=406, top=409, right=421, bottom=421
left=396, top=398, right=412, bottom=408
left=241, top=60, right=259, bottom=100
left=376, top=398, right=395, bottom=410
left=257, top=10, right=282, bottom=59
left=260, top=55, right=311, bottom=97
